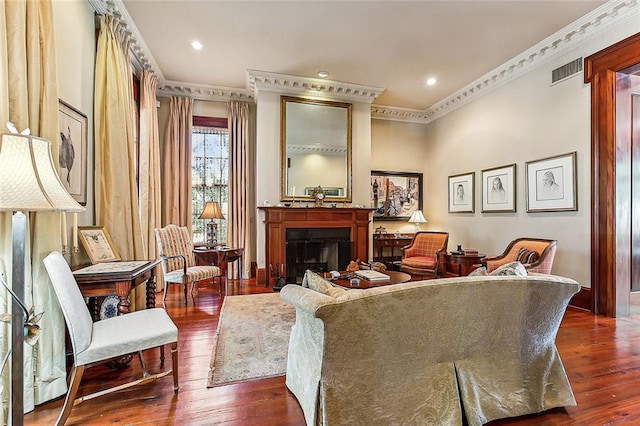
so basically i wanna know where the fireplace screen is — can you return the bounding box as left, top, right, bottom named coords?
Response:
left=285, top=228, right=352, bottom=284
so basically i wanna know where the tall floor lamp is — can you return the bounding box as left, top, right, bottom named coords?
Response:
left=198, top=201, right=225, bottom=247
left=0, top=131, right=85, bottom=425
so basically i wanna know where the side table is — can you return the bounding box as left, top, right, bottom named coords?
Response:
left=440, top=252, right=486, bottom=277
left=194, top=247, right=244, bottom=294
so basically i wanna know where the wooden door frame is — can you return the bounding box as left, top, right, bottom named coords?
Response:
left=584, top=32, right=640, bottom=317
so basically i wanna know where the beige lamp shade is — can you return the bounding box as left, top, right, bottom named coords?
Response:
left=409, top=210, right=427, bottom=231
left=199, top=201, right=225, bottom=220
left=0, top=133, right=85, bottom=212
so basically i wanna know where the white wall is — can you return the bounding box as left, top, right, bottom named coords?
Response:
left=53, top=0, right=95, bottom=227
left=423, top=21, right=638, bottom=288
left=255, top=92, right=373, bottom=269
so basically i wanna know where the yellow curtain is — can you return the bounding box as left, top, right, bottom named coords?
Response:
left=0, top=0, right=68, bottom=416
left=138, top=70, right=163, bottom=287
left=94, top=15, right=146, bottom=308
left=162, top=96, right=193, bottom=230
left=228, top=101, right=252, bottom=279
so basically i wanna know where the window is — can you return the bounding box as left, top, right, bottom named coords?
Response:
left=192, top=125, right=229, bottom=244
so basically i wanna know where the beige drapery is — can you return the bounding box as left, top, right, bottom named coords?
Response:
left=0, top=0, right=68, bottom=416
left=94, top=15, right=146, bottom=309
left=228, top=102, right=252, bottom=279
left=138, top=70, right=162, bottom=283
left=162, top=96, right=193, bottom=230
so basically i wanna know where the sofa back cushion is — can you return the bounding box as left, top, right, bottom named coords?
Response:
left=302, top=270, right=347, bottom=298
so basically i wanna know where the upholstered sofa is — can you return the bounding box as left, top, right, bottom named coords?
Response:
left=280, top=271, right=580, bottom=426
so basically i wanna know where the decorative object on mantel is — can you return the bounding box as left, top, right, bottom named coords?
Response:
left=199, top=201, right=225, bottom=247
left=311, top=185, right=325, bottom=207
left=0, top=126, right=85, bottom=426
left=408, top=210, right=427, bottom=231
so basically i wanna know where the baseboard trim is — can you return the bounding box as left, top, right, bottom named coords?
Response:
left=570, top=286, right=592, bottom=312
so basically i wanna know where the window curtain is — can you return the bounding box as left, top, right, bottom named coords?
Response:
left=228, top=101, right=251, bottom=279
left=162, top=96, right=193, bottom=230
left=138, top=70, right=162, bottom=284
left=94, top=15, right=146, bottom=309
left=0, top=0, right=68, bottom=416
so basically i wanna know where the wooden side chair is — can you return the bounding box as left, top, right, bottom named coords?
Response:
left=43, top=251, right=179, bottom=426
left=400, top=231, right=449, bottom=278
left=481, top=237, right=557, bottom=274
left=154, top=224, right=222, bottom=305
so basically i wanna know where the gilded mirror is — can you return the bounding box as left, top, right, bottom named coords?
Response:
left=281, top=96, right=352, bottom=203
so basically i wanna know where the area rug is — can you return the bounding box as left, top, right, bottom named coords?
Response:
left=207, top=293, right=296, bottom=387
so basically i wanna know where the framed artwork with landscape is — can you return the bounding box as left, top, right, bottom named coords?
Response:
left=448, top=172, right=475, bottom=213
left=525, top=152, right=577, bottom=212
left=481, top=164, right=516, bottom=213
left=371, top=171, right=422, bottom=220
left=58, top=99, right=88, bottom=205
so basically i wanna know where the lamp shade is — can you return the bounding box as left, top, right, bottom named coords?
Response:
left=409, top=210, right=427, bottom=224
left=199, top=201, right=225, bottom=220
left=0, top=133, right=85, bottom=212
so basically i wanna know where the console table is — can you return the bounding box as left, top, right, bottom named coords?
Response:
left=373, top=233, right=414, bottom=269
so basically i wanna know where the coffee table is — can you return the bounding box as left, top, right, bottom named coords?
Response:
left=330, top=270, right=411, bottom=289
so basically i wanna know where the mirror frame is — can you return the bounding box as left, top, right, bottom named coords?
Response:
left=280, top=96, right=352, bottom=203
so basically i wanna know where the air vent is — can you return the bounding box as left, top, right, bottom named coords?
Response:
left=551, top=58, right=583, bottom=84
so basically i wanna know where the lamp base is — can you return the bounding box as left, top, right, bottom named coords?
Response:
left=205, top=222, right=218, bottom=247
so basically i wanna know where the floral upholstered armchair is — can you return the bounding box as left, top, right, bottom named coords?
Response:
left=481, top=237, right=557, bottom=274
left=400, top=231, right=449, bottom=278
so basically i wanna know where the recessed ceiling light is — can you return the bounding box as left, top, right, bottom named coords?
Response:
left=191, top=40, right=203, bottom=50
left=317, top=70, right=329, bottom=78
left=427, top=77, right=437, bottom=86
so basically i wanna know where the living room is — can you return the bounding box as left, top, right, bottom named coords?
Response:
left=4, top=0, right=640, bottom=424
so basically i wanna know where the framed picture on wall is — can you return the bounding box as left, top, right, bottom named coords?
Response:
left=371, top=171, right=423, bottom=220
left=481, top=164, right=516, bottom=213
left=525, top=152, right=577, bottom=212
left=448, top=172, right=475, bottom=213
left=58, top=100, right=88, bottom=205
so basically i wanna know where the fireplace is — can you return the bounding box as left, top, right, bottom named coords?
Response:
left=286, top=228, right=352, bottom=284
left=258, top=206, right=373, bottom=286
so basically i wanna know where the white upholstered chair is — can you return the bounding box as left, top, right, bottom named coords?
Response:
left=43, top=251, right=179, bottom=426
left=154, top=224, right=222, bottom=305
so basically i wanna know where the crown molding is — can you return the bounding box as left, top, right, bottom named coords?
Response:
left=246, top=70, right=385, bottom=104
left=287, top=145, right=347, bottom=156
left=91, top=0, right=638, bottom=118
left=372, top=0, right=640, bottom=124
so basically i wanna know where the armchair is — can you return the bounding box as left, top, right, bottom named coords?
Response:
left=154, top=224, right=222, bottom=305
left=481, top=237, right=557, bottom=274
left=399, top=231, right=449, bottom=278
left=43, top=251, right=179, bottom=426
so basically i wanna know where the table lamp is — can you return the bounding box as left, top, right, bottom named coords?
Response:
left=408, top=210, right=427, bottom=232
left=199, top=201, right=225, bottom=247
left=0, top=130, right=85, bottom=425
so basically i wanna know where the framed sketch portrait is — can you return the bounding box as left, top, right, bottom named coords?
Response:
left=58, top=100, right=88, bottom=205
left=371, top=171, right=423, bottom=220
left=448, top=172, right=475, bottom=213
left=78, top=226, right=121, bottom=264
left=526, top=152, right=577, bottom=212
left=481, top=164, right=516, bottom=213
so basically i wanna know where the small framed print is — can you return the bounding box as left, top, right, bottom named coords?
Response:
left=77, top=226, right=121, bottom=264
left=448, top=172, right=475, bottom=213
left=58, top=100, right=88, bottom=205
left=526, top=152, right=577, bottom=212
left=482, top=164, right=516, bottom=213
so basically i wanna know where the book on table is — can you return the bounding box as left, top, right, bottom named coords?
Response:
left=355, top=269, right=390, bottom=281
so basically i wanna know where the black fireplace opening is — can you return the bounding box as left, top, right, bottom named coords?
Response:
left=285, top=228, right=352, bottom=284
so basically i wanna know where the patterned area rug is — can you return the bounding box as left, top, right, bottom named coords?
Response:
left=207, top=293, right=296, bottom=387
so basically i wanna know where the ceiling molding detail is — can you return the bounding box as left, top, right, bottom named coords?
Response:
left=373, top=0, right=639, bottom=124
left=246, top=70, right=385, bottom=104
left=287, top=145, right=347, bottom=156
left=92, top=0, right=638, bottom=116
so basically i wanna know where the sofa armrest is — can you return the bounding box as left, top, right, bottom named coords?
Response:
left=280, top=284, right=336, bottom=315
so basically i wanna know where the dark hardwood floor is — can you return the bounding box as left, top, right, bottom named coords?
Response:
left=25, top=278, right=640, bottom=425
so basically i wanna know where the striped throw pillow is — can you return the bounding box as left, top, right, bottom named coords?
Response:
left=517, top=247, right=540, bottom=265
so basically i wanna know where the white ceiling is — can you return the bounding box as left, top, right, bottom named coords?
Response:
left=120, top=0, right=608, bottom=111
